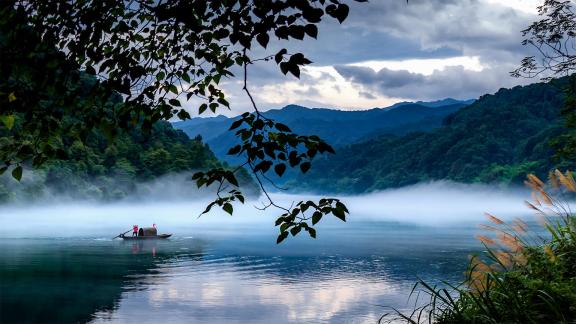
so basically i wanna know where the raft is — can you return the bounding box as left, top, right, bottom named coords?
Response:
left=120, top=233, right=172, bottom=240
left=120, top=227, right=172, bottom=240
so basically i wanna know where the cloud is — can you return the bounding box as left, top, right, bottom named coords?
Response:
left=336, top=66, right=425, bottom=88
left=183, top=0, right=545, bottom=115
left=334, top=64, right=532, bottom=100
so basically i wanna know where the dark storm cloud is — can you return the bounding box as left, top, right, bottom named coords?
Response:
left=336, top=66, right=425, bottom=88
left=335, top=64, right=532, bottom=100
left=214, top=0, right=543, bottom=111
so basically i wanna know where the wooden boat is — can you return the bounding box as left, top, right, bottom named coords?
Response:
left=117, top=227, right=172, bottom=240
left=120, top=233, right=172, bottom=240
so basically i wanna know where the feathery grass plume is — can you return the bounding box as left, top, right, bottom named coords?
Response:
left=512, top=218, right=528, bottom=233
left=539, top=188, right=553, bottom=205
left=381, top=171, right=576, bottom=323
left=485, top=212, right=504, bottom=225
left=478, top=223, right=499, bottom=231
left=555, top=169, right=576, bottom=192
left=549, top=170, right=560, bottom=189
left=475, top=235, right=495, bottom=245
left=527, top=173, right=545, bottom=187
left=531, top=191, right=542, bottom=206
left=497, top=232, right=523, bottom=253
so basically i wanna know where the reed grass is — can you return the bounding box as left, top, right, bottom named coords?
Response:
left=380, top=170, right=576, bottom=323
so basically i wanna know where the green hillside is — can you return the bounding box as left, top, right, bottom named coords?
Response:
left=173, top=101, right=471, bottom=165
left=292, top=80, right=571, bottom=193
left=0, top=119, right=229, bottom=202
left=0, top=73, right=255, bottom=203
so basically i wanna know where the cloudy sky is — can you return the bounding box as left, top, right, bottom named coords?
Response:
left=205, top=0, right=545, bottom=115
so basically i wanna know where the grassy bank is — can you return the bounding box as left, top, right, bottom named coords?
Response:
left=382, top=171, right=576, bottom=323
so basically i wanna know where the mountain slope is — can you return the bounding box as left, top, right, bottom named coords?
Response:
left=290, top=80, right=570, bottom=194
left=173, top=100, right=471, bottom=165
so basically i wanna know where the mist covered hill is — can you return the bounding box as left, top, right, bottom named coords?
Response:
left=173, top=99, right=473, bottom=165
left=290, top=79, right=570, bottom=194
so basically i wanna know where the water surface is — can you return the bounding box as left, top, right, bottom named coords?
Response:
left=0, top=185, right=532, bottom=323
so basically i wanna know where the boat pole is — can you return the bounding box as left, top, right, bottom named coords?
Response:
left=112, top=229, right=132, bottom=240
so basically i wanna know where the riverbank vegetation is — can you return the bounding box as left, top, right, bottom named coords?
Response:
left=381, top=170, right=576, bottom=323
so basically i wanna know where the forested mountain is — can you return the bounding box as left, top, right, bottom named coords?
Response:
left=0, top=16, right=250, bottom=203
left=173, top=100, right=472, bottom=165
left=0, top=74, right=255, bottom=203
left=0, top=118, right=243, bottom=203
left=290, top=80, right=571, bottom=194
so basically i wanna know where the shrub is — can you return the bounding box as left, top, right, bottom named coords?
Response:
left=381, top=170, right=576, bottom=323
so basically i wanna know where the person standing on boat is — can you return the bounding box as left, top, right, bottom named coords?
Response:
left=132, top=225, right=139, bottom=237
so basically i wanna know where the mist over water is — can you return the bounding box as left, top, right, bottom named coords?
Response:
left=0, top=180, right=540, bottom=323
left=0, top=180, right=531, bottom=239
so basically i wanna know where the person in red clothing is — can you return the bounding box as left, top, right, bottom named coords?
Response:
left=132, top=225, right=138, bottom=237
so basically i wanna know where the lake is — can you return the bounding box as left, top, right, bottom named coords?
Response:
left=0, top=183, right=533, bottom=323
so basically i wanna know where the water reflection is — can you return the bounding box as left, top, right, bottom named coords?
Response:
left=0, top=222, right=481, bottom=324
left=0, top=238, right=204, bottom=324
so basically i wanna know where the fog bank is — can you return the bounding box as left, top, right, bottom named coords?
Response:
left=0, top=181, right=533, bottom=238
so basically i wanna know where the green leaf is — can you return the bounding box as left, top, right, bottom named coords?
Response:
left=182, top=73, right=191, bottom=83
left=156, top=72, right=165, bottom=81
left=308, top=227, right=316, bottom=239
left=223, top=202, right=233, bottom=215
left=169, top=98, right=181, bottom=106
left=275, top=49, right=287, bottom=63
left=0, top=115, right=15, bottom=130
left=300, top=162, right=311, bottom=174
left=335, top=4, right=350, bottom=23
left=12, top=165, right=22, bottom=181
left=336, top=201, right=349, bottom=213
left=305, top=24, right=318, bottom=38
left=290, top=225, right=301, bottom=236
left=8, top=92, right=16, bottom=102
left=224, top=172, right=239, bottom=187
left=312, top=211, right=322, bottom=225
left=229, top=119, right=243, bottom=130
left=256, top=32, right=270, bottom=48
left=333, top=208, right=346, bottom=222
left=275, top=163, right=287, bottom=176
left=277, top=231, right=289, bottom=244
left=287, top=63, right=300, bottom=78
left=169, top=84, right=178, bottom=94
left=227, top=145, right=241, bottom=155
left=275, top=123, right=291, bottom=132
left=199, top=103, right=208, bottom=114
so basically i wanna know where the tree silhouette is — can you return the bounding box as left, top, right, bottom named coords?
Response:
left=0, top=0, right=368, bottom=242
left=512, top=0, right=576, bottom=163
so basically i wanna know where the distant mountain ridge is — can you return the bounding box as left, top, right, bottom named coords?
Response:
left=173, top=99, right=473, bottom=165
left=291, top=80, right=571, bottom=194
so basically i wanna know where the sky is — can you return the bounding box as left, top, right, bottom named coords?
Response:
left=197, top=0, right=546, bottom=116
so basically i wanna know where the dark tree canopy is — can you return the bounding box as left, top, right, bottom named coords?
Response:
left=513, top=0, right=576, bottom=164
left=0, top=0, right=367, bottom=242
left=513, top=0, right=576, bottom=79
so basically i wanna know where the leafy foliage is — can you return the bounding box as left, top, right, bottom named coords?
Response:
left=381, top=171, right=576, bottom=323
left=0, top=104, right=243, bottom=203
left=1, top=0, right=363, bottom=241
left=513, top=1, right=576, bottom=166
left=512, top=0, right=576, bottom=79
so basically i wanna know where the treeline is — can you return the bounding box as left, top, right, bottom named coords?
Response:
left=293, top=79, right=571, bottom=193
left=0, top=75, right=254, bottom=203
left=0, top=116, right=242, bottom=202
